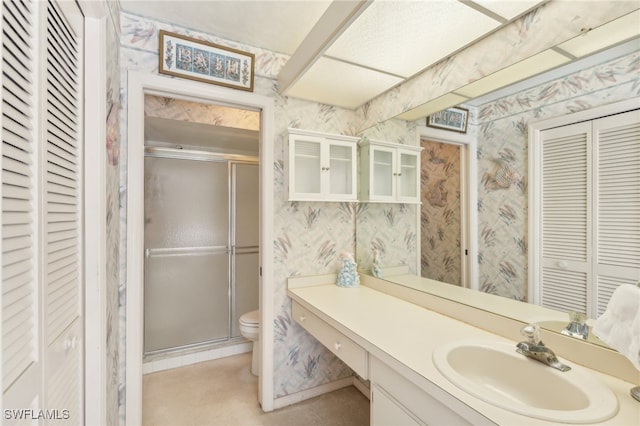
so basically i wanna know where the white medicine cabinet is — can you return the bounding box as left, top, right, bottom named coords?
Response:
left=288, top=128, right=359, bottom=202
left=359, top=139, right=422, bottom=203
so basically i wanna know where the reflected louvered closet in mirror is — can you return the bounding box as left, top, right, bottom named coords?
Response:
left=531, top=106, right=640, bottom=319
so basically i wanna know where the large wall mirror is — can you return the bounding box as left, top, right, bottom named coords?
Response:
left=355, top=35, right=640, bottom=351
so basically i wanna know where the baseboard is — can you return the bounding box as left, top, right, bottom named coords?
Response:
left=352, top=376, right=371, bottom=400
left=273, top=377, right=354, bottom=410
left=142, top=341, right=252, bottom=374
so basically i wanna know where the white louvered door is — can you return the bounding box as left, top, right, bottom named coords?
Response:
left=2, top=0, right=41, bottom=414
left=539, top=109, right=640, bottom=318
left=540, top=122, right=591, bottom=314
left=2, top=0, right=84, bottom=422
left=593, top=110, right=640, bottom=316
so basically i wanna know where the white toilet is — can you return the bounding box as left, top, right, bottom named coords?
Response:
left=239, top=310, right=260, bottom=376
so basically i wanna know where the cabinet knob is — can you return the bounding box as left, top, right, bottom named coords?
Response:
left=556, top=260, right=568, bottom=269
left=334, top=341, right=342, bottom=351
left=64, top=336, right=77, bottom=351
left=299, top=315, right=306, bottom=322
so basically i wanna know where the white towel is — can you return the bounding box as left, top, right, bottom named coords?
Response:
left=593, top=283, right=640, bottom=370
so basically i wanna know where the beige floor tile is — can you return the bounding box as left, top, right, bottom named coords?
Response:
left=143, top=353, right=369, bottom=426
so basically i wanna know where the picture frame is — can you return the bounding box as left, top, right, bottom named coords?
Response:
left=158, top=30, right=255, bottom=92
left=427, top=107, right=469, bottom=133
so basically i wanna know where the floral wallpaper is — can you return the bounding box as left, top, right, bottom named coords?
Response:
left=145, top=94, right=260, bottom=130
left=355, top=203, right=418, bottom=275
left=420, top=140, right=461, bottom=285
left=102, top=1, right=122, bottom=425
left=474, top=50, right=640, bottom=302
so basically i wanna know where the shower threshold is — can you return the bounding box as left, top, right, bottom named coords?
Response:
left=143, top=337, right=252, bottom=374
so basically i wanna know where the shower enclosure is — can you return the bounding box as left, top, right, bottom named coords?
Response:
left=143, top=148, right=259, bottom=357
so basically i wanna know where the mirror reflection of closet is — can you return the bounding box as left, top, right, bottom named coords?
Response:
left=142, top=96, right=260, bottom=364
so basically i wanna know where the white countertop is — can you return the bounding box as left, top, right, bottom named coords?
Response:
left=287, top=281, right=640, bottom=425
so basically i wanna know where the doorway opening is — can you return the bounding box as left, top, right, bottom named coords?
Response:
left=420, top=139, right=463, bottom=285
left=126, top=72, right=275, bottom=424
left=417, top=125, right=477, bottom=290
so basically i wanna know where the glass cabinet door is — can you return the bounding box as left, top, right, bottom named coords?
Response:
left=289, top=129, right=358, bottom=201
left=292, top=138, right=322, bottom=195
left=328, top=143, right=354, bottom=196
left=359, top=140, right=422, bottom=203
left=372, top=147, right=395, bottom=198
left=398, top=150, right=419, bottom=201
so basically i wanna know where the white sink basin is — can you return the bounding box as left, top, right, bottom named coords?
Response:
left=433, top=340, right=618, bottom=423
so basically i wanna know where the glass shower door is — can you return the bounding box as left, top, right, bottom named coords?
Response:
left=143, top=156, right=230, bottom=354
left=230, top=162, right=259, bottom=338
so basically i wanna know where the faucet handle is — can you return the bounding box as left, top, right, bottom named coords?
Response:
left=521, top=323, right=542, bottom=344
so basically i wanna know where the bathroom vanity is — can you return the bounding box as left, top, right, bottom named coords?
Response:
left=287, top=274, right=640, bottom=425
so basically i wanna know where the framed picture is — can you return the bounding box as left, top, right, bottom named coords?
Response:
left=158, top=30, right=255, bottom=92
left=427, top=107, right=469, bottom=133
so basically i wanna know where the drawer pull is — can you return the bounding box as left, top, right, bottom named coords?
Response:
left=334, top=341, right=342, bottom=351
left=299, top=315, right=306, bottom=323
left=64, top=336, right=77, bottom=351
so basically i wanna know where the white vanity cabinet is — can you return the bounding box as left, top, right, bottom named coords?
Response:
left=288, top=128, right=359, bottom=202
left=292, top=301, right=368, bottom=379
left=369, top=356, right=479, bottom=426
left=359, top=139, right=422, bottom=203
left=291, top=299, right=484, bottom=425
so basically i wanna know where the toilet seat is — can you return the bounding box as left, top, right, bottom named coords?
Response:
left=239, top=310, right=259, bottom=328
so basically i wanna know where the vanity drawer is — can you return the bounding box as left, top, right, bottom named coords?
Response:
left=292, top=301, right=368, bottom=379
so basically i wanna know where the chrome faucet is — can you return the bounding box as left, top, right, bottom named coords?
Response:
left=516, top=324, right=571, bottom=372
left=561, top=311, right=589, bottom=340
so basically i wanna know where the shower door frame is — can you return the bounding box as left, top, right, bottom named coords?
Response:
left=126, top=72, right=275, bottom=425
left=142, top=147, right=259, bottom=357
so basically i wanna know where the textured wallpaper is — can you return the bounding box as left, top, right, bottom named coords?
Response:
left=101, top=1, right=122, bottom=424
left=144, top=95, right=260, bottom=130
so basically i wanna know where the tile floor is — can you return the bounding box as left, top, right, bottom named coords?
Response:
left=143, top=352, right=370, bottom=425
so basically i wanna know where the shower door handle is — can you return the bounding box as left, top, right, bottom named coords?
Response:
left=233, top=245, right=259, bottom=255
left=145, top=246, right=230, bottom=257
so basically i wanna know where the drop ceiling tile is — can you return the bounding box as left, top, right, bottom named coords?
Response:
left=285, top=57, right=403, bottom=109
left=120, top=0, right=331, bottom=55
left=325, top=0, right=501, bottom=77
left=471, top=0, right=546, bottom=21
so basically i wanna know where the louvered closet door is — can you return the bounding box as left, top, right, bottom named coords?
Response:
left=2, top=0, right=41, bottom=413
left=593, top=110, right=640, bottom=316
left=540, top=122, right=591, bottom=314
left=42, top=0, right=84, bottom=423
